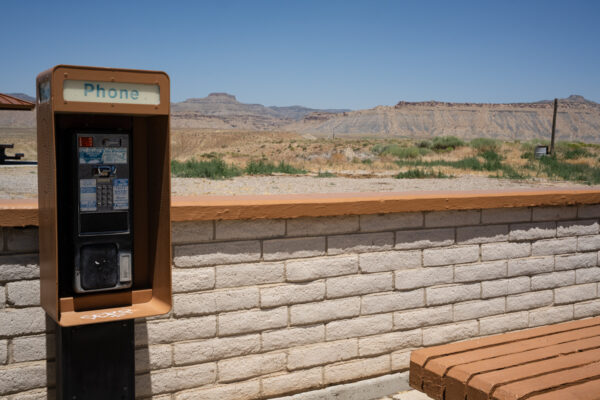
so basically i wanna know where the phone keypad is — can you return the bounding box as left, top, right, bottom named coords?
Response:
left=96, top=183, right=113, bottom=209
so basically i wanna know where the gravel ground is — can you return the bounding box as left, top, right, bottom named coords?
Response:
left=1, top=165, right=598, bottom=199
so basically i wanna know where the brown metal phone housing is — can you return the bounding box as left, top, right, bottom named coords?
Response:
left=36, top=65, right=171, bottom=326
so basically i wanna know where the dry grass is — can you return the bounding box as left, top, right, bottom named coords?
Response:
left=2, top=127, right=598, bottom=183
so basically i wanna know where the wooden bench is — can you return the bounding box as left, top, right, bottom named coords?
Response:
left=410, top=317, right=600, bottom=400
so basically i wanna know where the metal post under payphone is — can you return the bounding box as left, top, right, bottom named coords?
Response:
left=55, top=320, right=135, bottom=400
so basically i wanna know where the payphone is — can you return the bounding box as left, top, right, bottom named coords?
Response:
left=37, top=65, right=171, bottom=325
left=37, top=65, right=172, bottom=399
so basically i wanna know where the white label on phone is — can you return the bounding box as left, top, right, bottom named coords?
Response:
left=80, top=179, right=97, bottom=211
left=120, top=253, right=132, bottom=282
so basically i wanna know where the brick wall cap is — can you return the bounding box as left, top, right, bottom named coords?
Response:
left=0, top=189, right=599, bottom=226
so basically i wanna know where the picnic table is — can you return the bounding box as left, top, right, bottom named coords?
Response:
left=410, top=317, right=600, bottom=400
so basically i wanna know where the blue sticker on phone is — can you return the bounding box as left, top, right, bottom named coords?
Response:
left=113, top=179, right=129, bottom=210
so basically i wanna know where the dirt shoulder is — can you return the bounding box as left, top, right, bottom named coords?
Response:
left=1, top=165, right=598, bottom=199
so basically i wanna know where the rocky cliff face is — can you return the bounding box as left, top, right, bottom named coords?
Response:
left=1, top=92, right=598, bottom=143
left=285, top=95, right=600, bottom=143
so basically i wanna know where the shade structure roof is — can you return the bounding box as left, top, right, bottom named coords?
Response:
left=0, top=93, right=35, bottom=110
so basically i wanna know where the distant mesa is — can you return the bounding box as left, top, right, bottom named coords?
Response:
left=184, top=93, right=238, bottom=103
left=395, top=95, right=598, bottom=108
left=1, top=92, right=598, bottom=143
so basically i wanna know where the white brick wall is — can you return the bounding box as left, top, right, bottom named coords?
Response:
left=287, top=339, right=357, bottom=370
left=325, top=314, right=392, bottom=341
left=422, top=320, right=479, bottom=346
left=290, top=298, right=360, bottom=325
left=1, top=203, right=600, bottom=399
left=479, top=311, right=529, bottom=335
left=393, top=305, right=453, bottom=331
left=217, top=352, right=286, bottom=382
left=360, top=213, right=423, bottom=232
left=172, top=221, right=214, bottom=244
left=260, top=281, right=325, bottom=308
left=426, top=283, right=480, bottom=306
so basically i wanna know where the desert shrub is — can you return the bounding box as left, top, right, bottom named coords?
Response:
left=470, top=138, right=500, bottom=153
left=171, top=159, right=241, bottom=179
left=245, top=159, right=306, bottom=175
left=361, top=159, right=373, bottom=165
left=316, top=171, right=336, bottom=178
left=395, top=168, right=451, bottom=179
left=371, top=144, right=385, bottom=154
left=480, top=150, right=503, bottom=171
left=432, top=136, right=465, bottom=151
left=417, top=140, right=433, bottom=149
left=450, top=157, right=484, bottom=170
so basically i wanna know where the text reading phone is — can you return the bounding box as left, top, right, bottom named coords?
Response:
left=74, top=132, right=133, bottom=293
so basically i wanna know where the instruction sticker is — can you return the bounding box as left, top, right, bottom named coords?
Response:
left=79, top=148, right=103, bottom=164
left=113, top=179, right=129, bottom=210
left=79, top=148, right=127, bottom=164
left=102, top=148, right=127, bottom=164
left=80, top=179, right=97, bottom=211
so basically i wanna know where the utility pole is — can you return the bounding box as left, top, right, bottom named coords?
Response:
left=549, top=98, right=558, bottom=155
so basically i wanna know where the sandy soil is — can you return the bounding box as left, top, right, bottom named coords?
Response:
left=1, top=165, right=598, bottom=199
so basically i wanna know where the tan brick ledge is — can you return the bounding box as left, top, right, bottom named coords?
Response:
left=0, top=189, right=599, bottom=227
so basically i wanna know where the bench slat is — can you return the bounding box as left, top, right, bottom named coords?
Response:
left=409, top=317, right=600, bottom=400
left=422, top=324, right=600, bottom=398
left=456, top=336, right=600, bottom=400
left=527, top=378, right=600, bottom=400
left=492, top=360, right=600, bottom=400
left=465, top=347, right=600, bottom=400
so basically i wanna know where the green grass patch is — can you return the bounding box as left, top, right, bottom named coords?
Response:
left=396, top=150, right=528, bottom=180
left=245, top=159, right=306, bottom=175
left=555, top=142, right=593, bottom=160
left=371, top=144, right=431, bottom=159
left=171, top=159, right=241, bottom=179
left=395, top=168, right=451, bottom=179
left=536, top=155, right=600, bottom=184
left=396, top=157, right=483, bottom=170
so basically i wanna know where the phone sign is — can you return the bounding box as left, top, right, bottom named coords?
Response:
left=63, top=80, right=160, bottom=105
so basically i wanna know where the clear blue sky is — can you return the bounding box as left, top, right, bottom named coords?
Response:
left=1, top=0, right=599, bottom=109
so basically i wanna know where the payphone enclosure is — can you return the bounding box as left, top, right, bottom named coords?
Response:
left=36, top=65, right=171, bottom=327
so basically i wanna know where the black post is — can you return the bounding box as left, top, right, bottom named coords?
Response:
left=55, top=320, right=135, bottom=400
left=550, top=98, right=558, bottom=155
